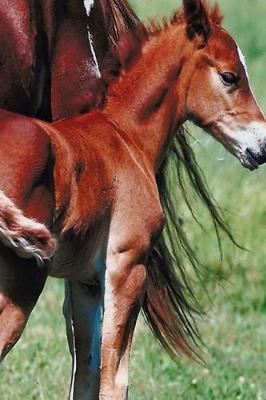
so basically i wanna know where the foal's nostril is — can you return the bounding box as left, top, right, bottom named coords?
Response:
left=261, top=154, right=266, bottom=165
left=247, top=144, right=266, bottom=166
left=262, top=140, right=266, bottom=156
left=257, top=140, right=266, bottom=165
left=245, top=148, right=259, bottom=169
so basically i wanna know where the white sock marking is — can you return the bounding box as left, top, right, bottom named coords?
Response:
left=69, top=317, right=77, bottom=400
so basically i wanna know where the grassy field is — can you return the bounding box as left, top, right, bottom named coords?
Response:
left=1, top=1, right=266, bottom=399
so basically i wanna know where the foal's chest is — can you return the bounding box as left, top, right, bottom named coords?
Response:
left=48, top=224, right=108, bottom=282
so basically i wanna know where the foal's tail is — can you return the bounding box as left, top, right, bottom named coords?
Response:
left=0, top=190, right=56, bottom=263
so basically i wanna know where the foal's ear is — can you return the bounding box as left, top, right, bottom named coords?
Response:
left=183, top=0, right=211, bottom=46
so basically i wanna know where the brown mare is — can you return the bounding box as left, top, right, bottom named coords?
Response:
left=0, top=0, right=141, bottom=397
left=1, top=0, right=266, bottom=398
left=0, top=0, right=140, bottom=119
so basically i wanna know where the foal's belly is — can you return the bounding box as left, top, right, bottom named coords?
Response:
left=47, top=232, right=107, bottom=282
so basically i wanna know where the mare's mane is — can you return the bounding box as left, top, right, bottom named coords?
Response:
left=101, top=1, right=234, bottom=358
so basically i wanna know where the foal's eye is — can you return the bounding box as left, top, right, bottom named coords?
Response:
left=220, top=72, right=239, bottom=86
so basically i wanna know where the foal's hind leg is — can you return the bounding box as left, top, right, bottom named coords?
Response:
left=63, top=280, right=103, bottom=400
left=99, top=245, right=147, bottom=400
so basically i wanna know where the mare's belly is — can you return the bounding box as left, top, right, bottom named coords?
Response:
left=47, top=233, right=107, bottom=282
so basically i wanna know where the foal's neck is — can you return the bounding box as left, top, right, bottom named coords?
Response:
left=104, top=26, right=190, bottom=171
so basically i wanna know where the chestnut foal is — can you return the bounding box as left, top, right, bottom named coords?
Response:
left=1, top=0, right=266, bottom=398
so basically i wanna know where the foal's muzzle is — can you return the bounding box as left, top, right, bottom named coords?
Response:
left=229, top=122, right=266, bottom=171
left=241, top=142, right=266, bottom=171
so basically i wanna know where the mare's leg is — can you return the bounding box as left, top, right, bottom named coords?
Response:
left=0, top=113, right=53, bottom=359
left=63, top=280, right=103, bottom=400
left=0, top=246, right=46, bottom=360
left=99, top=243, right=147, bottom=400
left=0, top=112, right=54, bottom=224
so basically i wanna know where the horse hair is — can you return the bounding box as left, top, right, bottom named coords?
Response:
left=101, top=0, right=238, bottom=358
left=103, top=1, right=236, bottom=358
left=143, top=128, right=236, bottom=359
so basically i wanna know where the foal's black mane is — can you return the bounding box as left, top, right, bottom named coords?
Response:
left=104, top=1, right=234, bottom=359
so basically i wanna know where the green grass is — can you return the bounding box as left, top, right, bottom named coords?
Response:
left=2, top=1, right=266, bottom=399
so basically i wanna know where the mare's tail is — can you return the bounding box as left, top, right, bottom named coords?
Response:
left=142, top=129, right=235, bottom=359
left=0, top=190, right=56, bottom=263
left=103, top=0, right=141, bottom=41
left=143, top=238, right=200, bottom=359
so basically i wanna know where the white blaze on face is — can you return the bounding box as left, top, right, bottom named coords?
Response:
left=237, top=43, right=249, bottom=79
left=83, top=0, right=101, bottom=79
left=203, top=46, right=266, bottom=169
left=214, top=116, right=266, bottom=169
left=224, top=121, right=266, bottom=151
left=236, top=43, right=266, bottom=118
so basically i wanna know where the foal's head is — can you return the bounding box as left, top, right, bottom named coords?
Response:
left=180, top=0, right=266, bottom=170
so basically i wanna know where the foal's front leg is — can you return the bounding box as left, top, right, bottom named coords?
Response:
left=99, top=245, right=147, bottom=400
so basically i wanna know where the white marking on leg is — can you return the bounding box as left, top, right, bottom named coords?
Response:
left=69, top=316, right=77, bottom=400
left=83, top=0, right=101, bottom=78
left=64, top=282, right=77, bottom=400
